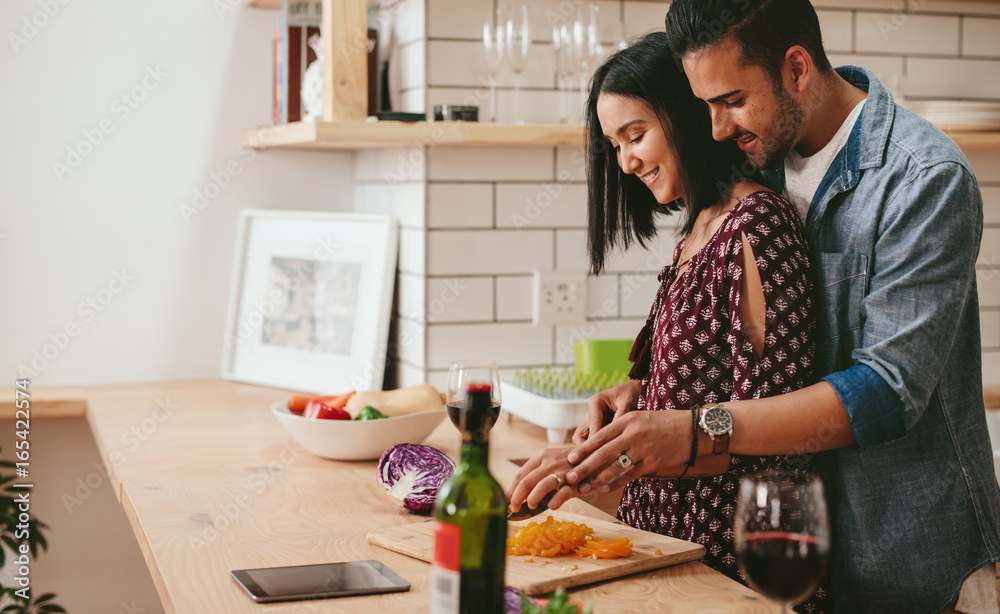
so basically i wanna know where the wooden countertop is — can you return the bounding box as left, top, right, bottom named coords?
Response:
left=62, top=379, right=777, bottom=613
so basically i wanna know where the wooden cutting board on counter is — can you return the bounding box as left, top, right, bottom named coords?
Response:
left=367, top=509, right=705, bottom=595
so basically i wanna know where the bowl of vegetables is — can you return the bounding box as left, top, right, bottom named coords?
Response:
left=271, top=384, right=448, bottom=461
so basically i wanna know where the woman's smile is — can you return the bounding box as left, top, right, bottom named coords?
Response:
left=596, top=93, right=683, bottom=205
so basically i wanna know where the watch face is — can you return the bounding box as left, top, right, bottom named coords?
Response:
left=703, top=406, right=733, bottom=435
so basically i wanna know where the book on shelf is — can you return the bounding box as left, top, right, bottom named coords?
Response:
left=275, top=0, right=322, bottom=124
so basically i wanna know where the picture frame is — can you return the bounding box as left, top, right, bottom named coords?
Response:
left=221, top=209, right=399, bottom=393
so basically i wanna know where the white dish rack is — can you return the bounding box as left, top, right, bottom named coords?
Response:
left=502, top=382, right=590, bottom=443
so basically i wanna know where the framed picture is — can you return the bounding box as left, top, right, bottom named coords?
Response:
left=222, top=210, right=399, bottom=393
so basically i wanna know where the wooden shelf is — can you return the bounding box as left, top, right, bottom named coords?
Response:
left=241, top=121, right=586, bottom=150
left=242, top=120, right=1000, bottom=152
left=243, top=0, right=1000, bottom=152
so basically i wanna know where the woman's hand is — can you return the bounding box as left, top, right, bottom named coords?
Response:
left=566, top=409, right=714, bottom=493
left=507, top=447, right=592, bottom=513
left=572, top=379, right=642, bottom=444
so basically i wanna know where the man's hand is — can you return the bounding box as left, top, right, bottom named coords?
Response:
left=567, top=409, right=701, bottom=493
left=572, top=379, right=642, bottom=444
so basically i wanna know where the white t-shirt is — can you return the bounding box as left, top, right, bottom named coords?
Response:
left=784, top=98, right=999, bottom=612
left=783, top=99, right=865, bottom=222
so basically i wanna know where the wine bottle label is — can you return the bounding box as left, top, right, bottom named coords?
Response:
left=430, top=521, right=461, bottom=614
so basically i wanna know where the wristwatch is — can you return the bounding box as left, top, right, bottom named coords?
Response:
left=698, top=403, right=733, bottom=454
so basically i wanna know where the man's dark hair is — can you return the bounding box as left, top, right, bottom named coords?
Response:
left=665, top=0, right=832, bottom=88
left=585, top=32, right=749, bottom=275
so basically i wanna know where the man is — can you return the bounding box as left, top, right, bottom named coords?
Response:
left=541, top=0, right=1000, bottom=612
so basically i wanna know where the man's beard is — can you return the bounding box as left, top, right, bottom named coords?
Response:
left=744, top=90, right=804, bottom=170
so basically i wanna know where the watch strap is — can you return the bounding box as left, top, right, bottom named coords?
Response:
left=711, top=432, right=730, bottom=454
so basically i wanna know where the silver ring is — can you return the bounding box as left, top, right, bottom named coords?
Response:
left=550, top=473, right=566, bottom=488
left=617, top=452, right=633, bottom=470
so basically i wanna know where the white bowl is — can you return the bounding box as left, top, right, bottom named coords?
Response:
left=271, top=402, right=447, bottom=461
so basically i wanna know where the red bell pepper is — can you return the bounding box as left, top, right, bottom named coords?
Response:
left=303, top=399, right=350, bottom=420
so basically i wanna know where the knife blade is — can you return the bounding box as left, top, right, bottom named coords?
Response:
left=507, top=490, right=556, bottom=520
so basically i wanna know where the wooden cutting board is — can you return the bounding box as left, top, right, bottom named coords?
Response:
left=367, top=510, right=705, bottom=595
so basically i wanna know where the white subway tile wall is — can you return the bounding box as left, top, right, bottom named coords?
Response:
left=983, top=310, right=1000, bottom=349
left=817, top=10, right=854, bottom=53
left=963, top=18, right=1000, bottom=58
left=427, top=147, right=554, bottom=181
left=587, top=275, right=621, bottom=317
left=426, top=322, right=554, bottom=369
left=979, top=268, right=1000, bottom=306
left=495, top=275, right=535, bottom=321
left=495, top=182, right=588, bottom=229
left=427, top=183, right=494, bottom=228
left=854, top=13, right=960, bottom=56
left=396, top=272, right=426, bottom=321
left=399, top=227, right=427, bottom=275
left=907, top=58, right=1000, bottom=99
left=426, top=0, right=491, bottom=40
left=426, top=228, right=554, bottom=275
left=623, top=1, right=670, bottom=39
left=366, top=0, right=1000, bottom=386
left=426, top=276, right=495, bottom=323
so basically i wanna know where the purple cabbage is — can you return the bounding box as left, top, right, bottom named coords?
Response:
left=505, top=586, right=538, bottom=614
left=376, top=443, right=456, bottom=513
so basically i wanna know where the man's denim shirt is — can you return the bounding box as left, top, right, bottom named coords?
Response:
left=762, top=66, right=1000, bottom=613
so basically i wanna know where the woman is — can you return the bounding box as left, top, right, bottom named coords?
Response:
left=507, top=32, right=825, bottom=610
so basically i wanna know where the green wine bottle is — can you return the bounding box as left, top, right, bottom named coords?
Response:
left=431, top=383, right=507, bottom=614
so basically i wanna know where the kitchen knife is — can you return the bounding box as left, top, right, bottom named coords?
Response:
left=507, top=490, right=556, bottom=520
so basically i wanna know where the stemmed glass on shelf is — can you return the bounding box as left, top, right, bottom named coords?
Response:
left=505, top=4, right=532, bottom=125
left=576, top=4, right=603, bottom=125
left=735, top=470, right=831, bottom=613
left=482, top=8, right=505, bottom=123
left=553, top=22, right=579, bottom=124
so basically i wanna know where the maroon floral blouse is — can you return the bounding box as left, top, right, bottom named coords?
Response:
left=621, top=191, right=826, bottom=613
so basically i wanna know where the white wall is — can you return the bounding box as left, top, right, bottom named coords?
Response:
left=0, top=0, right=356, bottom=387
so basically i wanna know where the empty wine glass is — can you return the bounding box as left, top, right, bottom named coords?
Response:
left=575, top=4, right=603, bottom=126
left=505, top=4, right=531, bottom=125
left=735, top=470, right=831, bottom=613
left=446, top=360, right=502, bottom=444
left=482, top=8, right=505, bottom=123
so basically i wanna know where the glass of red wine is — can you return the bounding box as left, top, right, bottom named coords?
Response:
left=735, top=470, right=830, bottom=613
left=446, top=360, right=502, bottom=443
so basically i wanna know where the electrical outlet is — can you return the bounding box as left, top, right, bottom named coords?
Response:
left=533, top=270, right=587, bottom=326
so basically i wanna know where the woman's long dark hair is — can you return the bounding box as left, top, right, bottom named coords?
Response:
left=586, top=31, right=750, bottom=275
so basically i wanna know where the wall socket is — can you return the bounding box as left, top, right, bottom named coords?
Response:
left=533, top=269, right=587, bottom=326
